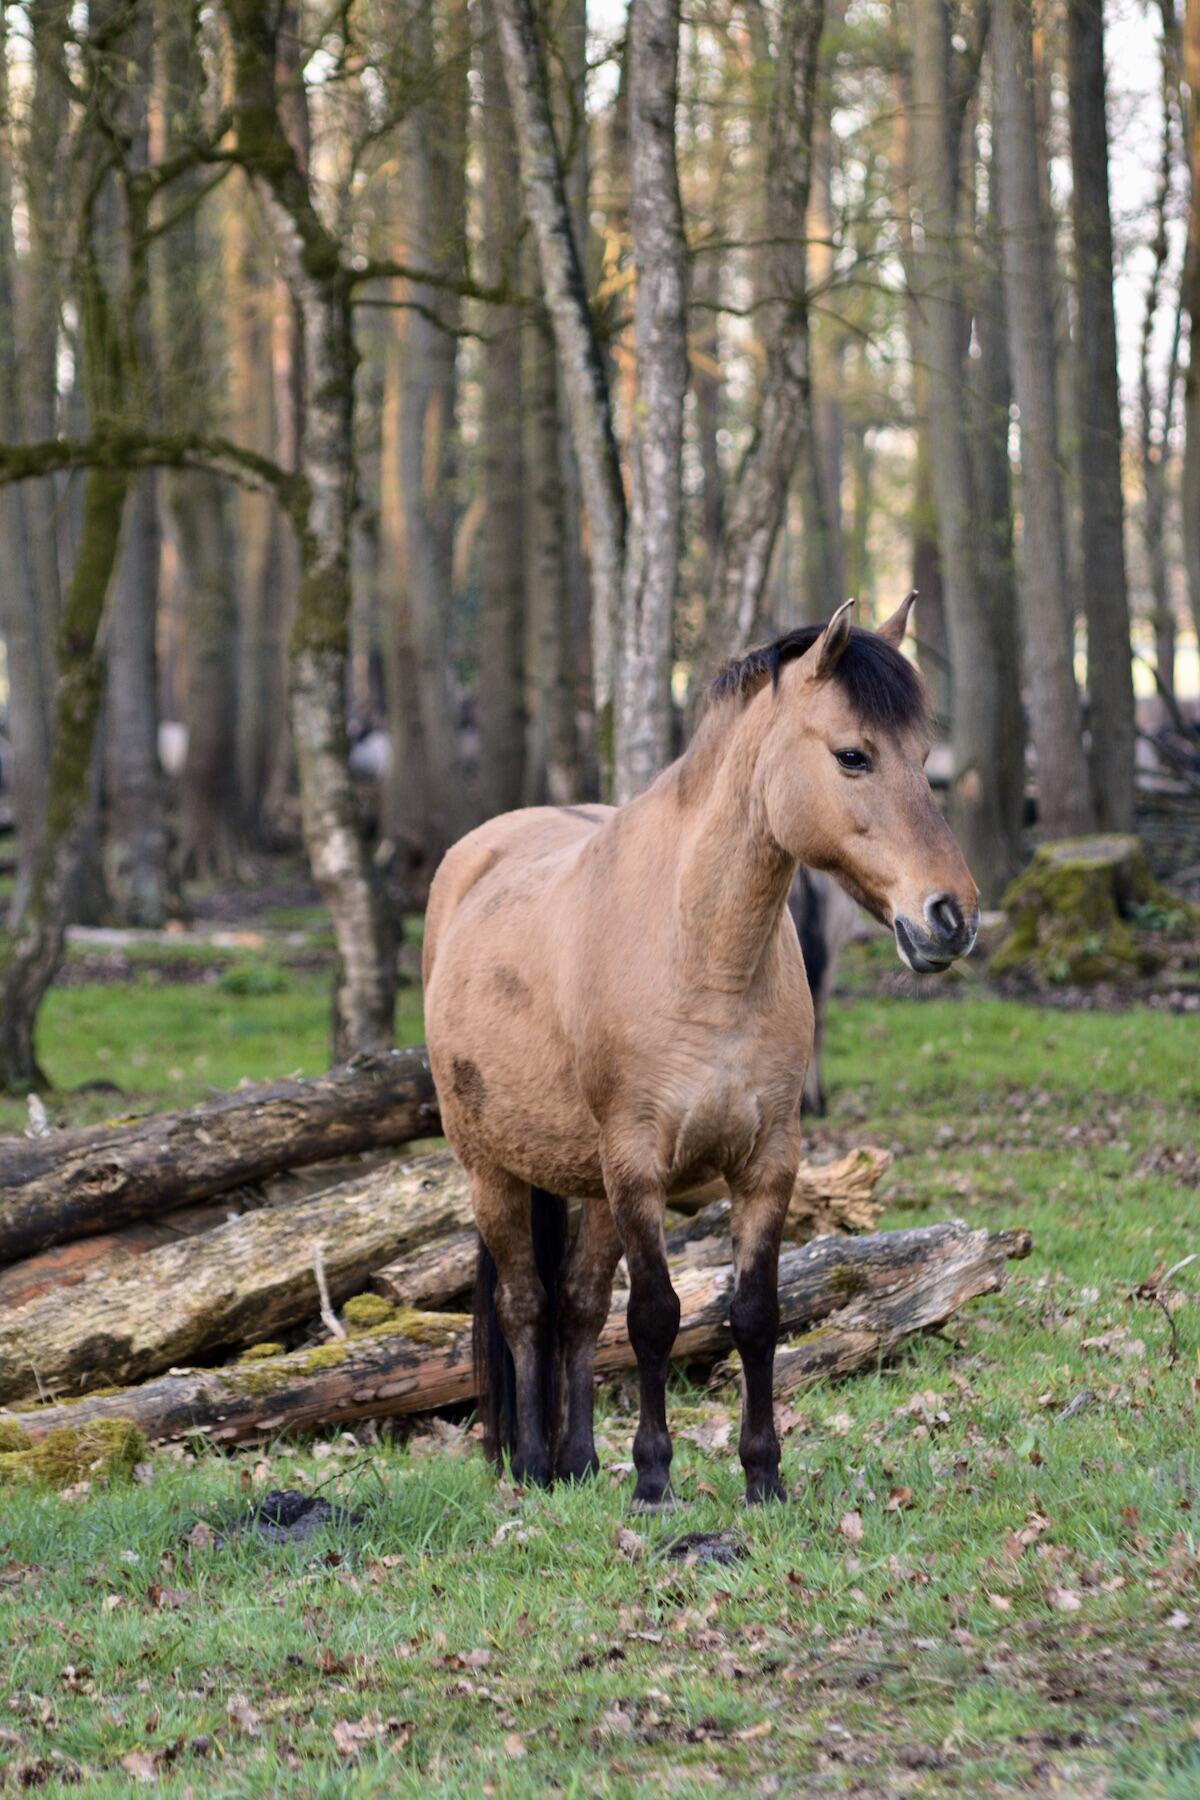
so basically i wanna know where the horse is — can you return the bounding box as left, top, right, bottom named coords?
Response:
left=789, top=865, right=865, bottom=1115
left=422, top=597, right=979, bottom=1508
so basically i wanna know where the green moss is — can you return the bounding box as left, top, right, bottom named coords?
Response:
left=0, top=1420, right=146, bottom=1489
left=992, top=835, right=1176, bottom=985
left=240, top=1342, right=285, bottom=1362
left=342, top=1293, right=397, bottom=1330
left=0, top=1417, right=32, bottom=1452
left=827, top=1264, right=871, bottom=1303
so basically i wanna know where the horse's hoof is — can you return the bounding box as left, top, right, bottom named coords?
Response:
left=631, top=1489, right=681, bottom=1515
left=555, top=1462, right=600, bottom=1486
left=743, top=1476, right=787, bottom=1506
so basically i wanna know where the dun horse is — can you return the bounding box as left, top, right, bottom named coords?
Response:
left=423, top=599, right=979, bottom=1507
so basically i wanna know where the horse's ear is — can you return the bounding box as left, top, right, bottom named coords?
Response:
left=876, top=590, right=917, bottom=648
left=810, top=598, right=855, bottom=680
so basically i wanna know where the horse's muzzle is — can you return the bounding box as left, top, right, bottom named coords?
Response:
left=893, top=896, right=979, bottom=974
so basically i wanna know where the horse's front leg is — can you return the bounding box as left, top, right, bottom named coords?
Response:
left=557, top=1194, right=623, bottom=1483
left=605, top=1168, right=680, bottom=1510
left=729, top=1156, right=798, bottom=1503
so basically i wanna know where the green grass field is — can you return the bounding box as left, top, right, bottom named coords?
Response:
left=1, top=948, right=1198, bottom=1794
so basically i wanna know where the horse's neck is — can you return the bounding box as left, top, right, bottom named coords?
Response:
left=668, top=706, right=795, bottom=994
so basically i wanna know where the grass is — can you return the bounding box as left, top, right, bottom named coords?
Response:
left=2, top=952, right=1200, bottom=1791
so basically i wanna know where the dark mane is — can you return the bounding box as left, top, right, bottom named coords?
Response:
left=709, top=623, right=928, bottom=734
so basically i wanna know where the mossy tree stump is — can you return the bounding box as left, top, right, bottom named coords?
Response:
left=992, top=835, right=1190, bottom=984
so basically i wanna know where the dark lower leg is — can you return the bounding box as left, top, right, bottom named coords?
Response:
left=626, top=1252, right=681, bottom=1507
left=495, top=1275, right=552, bottom=1487
left=557, top=1198, right=622, bottom=1482
left=730, top=1249, right=784, bottom=1502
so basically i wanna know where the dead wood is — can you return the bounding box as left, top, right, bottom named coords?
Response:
left=666, top=1145, right=889, bottom=1238
left=4, top=1220, right=1029, bottom=1446
left=0, top=1048, right=439, bottom=1265
left=0, top=1152, right=471, bottom=1404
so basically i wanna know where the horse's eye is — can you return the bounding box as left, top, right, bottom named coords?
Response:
left=834, top=748, right=872, bottom=773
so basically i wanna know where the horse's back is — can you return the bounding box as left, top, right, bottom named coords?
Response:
left=423, top=804, right=613, bottom=987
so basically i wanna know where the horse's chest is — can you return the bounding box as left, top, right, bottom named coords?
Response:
left=666, top=1079, right=766, bottom=1187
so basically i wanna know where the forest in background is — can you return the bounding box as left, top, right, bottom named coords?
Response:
left=0, top=0, right=1198, bottom=1089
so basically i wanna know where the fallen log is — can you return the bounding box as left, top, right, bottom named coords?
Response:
left=369, top=1151, right=891, bottom=1312
left=371, top=1229, right=478, bottom=1310
left=667, top=1145, right=889, bottom=1238
left=0, top=1152, right=472, bottom=1405
left=0, top=1200, right=245, bottom=1311
left=4, top=1221, right=1030, bottom=1447
left=0, top=1048, right=440, bottom=1265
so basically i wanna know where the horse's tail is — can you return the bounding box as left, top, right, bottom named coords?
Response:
left=473, top=1188, right=569, bottom=1467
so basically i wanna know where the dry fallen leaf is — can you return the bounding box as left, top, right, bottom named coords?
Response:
left=885, top=1486, right=914, bottom=1513
left=1049, top=1587, right=1081, bottom=1614
left=839, top=1509, right=864, bottom=1546
left=987, top=1593, right=1011, bottom=1613
left=120, top=1751, right=160, bottom=1783
left=503, top=1733, right=527, bottom=1759
left=226, top=1695, right=262, bottom=1736
left=616, top=1527, right=646, bottom=1562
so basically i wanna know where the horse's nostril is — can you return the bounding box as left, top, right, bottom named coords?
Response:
left=925, top=893, right=963, bottom=943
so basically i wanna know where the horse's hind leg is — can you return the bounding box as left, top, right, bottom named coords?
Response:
left=556, top=1194, right=623, bottom=1483
left=728, top=1156, right=797, bottom=1504
left=605, top=1169, right=680, bottom=1509
left=473, top=1166, right=555, bottom=1489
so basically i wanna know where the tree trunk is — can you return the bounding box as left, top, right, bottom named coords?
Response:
left=0, top=5, right=61, bottom=912
left=161, top=0, right=244, bottom=878
left=0, top=44, right=52, bottom=914
left=228, top=0, right=396, bottom=1058
left=227, top=198, right=287, bottom=843
left=965, top=121, right=1027, bottom=877
left=0, top=1152, right=476, bottom=1404
left=910, top=0, right=1023, bottom=903
left=0, top=459, right=130, bottom=1090
left=104, top=471, right=167, bottom=925
left=524, top=291, right=583, bottom=803
left=493, top=0, right=627, bottom=778
left=1138, top=0, right=1185, bottom=709
left=396, top=1, right=471, bottom=852
left=97, top=5, right=167, bottom=929
left=992, top=0, right=1093, bottom=836
left=0, top=1047, right=438, bottom=1263
left=1185, top=0, right=1200, bottom=646
left=1067, top=0, right=1136, bottom=829
left=703, top=0, right=826, bottom=667
left=4, top=1220, right=1030, bottom=1444
left=477, top=13, right=527, bottom=818
left=612, top=0, right=689, bottom=801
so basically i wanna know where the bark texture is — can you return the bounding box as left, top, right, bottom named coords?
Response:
left=993, top=0, right=1093, bottom=835
left=704, top=0, right=826, bottom=666
left=395, top=0, right=470, bottom=850
left=1186, top=0, right=1200, bottom=646
left=614, top=0, right=689, bottom=801
left=4, top=1221, right=1030, bottom=1444
left=1067, top=0, right=1136, bottom=829
left=0, top=1047, right=439, bottom=1262
left=227, top=0, right=396, bottom=1057
left=909, top=0, right=1023, bottom=903
left=0, top=1153, right=475, bottom=1404
left=493, top=0, right=627, bottom=769
left=478, top=13, right=527, bottom=818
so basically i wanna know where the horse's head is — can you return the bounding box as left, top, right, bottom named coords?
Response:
left=760, top=597, right=979, bottom=973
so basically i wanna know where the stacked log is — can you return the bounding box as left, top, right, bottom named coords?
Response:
left=0, top=1051, right=1031, bottom=1449
left=3, top=1223, right=1030, bottom=1447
